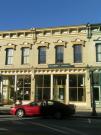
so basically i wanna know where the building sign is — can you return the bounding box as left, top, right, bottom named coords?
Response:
left=48, top=64, right=74, bottom=68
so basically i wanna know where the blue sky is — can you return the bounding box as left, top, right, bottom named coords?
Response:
left=0, top=0, right=101, bottom=30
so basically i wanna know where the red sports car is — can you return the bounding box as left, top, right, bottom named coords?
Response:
left=10, top=101, right=41, bottom=118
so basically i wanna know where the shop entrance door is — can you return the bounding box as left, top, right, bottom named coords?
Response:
left=53, top=75, right=66, bottom=103
left=93, top=86, right=101, bottom=106
left=53, top=86, right=65, bottom=102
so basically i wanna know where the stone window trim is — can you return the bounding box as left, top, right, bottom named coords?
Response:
left=53, top=39, right=68, bottom=48
left=20, top=42, right=33, bottom=49
left=36, top=41, right=50, bottom=48
left=71, top=39, right=86, bottom=47
left=4, top=43, right=17, bottom=50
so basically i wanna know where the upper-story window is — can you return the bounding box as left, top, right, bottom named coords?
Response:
left=55, top=46, right=64, bottom=64
left=5, top=48, right=14, bottom=65
left=21, top=47, right=30, bottom=64
left=38, top=46, right=46, bottom=64
left=73, top=45, right=82, bottom=63
left=96, top=44, right=101, bottom=62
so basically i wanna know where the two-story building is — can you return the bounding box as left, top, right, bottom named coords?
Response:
left=0, top=23, right=101, bottom=110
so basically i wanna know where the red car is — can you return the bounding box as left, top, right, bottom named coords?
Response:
left=10, top=101, right=41, bottom=118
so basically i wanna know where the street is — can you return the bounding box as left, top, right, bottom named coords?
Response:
left=0, top=115, right=101, bottom=135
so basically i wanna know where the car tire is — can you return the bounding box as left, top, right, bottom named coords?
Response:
left=54, top=112, right=62, bottom=119
left=16, top=109, right=25, bottom=118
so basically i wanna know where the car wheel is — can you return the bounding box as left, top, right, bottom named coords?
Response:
left=16, top=109, right=25, bottom=118
left=54, top=112, right=62, bottom=119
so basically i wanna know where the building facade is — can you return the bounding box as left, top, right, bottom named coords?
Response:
left=0, top=23, right=101, bottom=110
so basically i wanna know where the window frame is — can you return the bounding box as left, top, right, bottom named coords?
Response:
left=38, top=46, right=46, bottom=64
left=69, top=74, right=86, bottom=102
left=73, top=44, right=82, bottom=63
left=5, top=48, right=14, bottom=65
left=96, top=43, right=101, bottom=62
left=21, top=47, right=30, bottom=65
left=55, top=45, right=64, bottom=64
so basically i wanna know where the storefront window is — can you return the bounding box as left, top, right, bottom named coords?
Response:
left=1, top=76, right=15, bottom=104
left=17, top=75, right=31, bottom=100
left=35, top=75, right=50, bottom=101
left=69, top=74, right=85, bottom=102
left=93, top=73, right=99, bottom=85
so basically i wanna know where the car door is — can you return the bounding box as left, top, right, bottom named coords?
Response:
left=30, top=102, right=41, bottom=115
left=25, top=102, right=40, bottom=115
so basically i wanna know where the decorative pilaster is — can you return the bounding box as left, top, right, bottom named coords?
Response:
left=65, top=74, right=69, bottom=104
left=50, top=74, right=53, bottom=100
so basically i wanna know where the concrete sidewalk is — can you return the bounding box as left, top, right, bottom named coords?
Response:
left=74, top=108, right=101, bottom=118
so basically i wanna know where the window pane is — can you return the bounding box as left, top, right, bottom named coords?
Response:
left=17, top=75, right=31, bottom=100
left=69, top=75, right=77, bottom=87
left=56, top=46, right=64, bottom=63
left=97, top=54, right=101, bottom=61
left=97, top=44, right=101, bottom=52
left=38, top=47, right=46, bottom=64
left=22, top=48, right=29, bottom=64
left=96, top=44, right=101, bottom=62
left=74, top=45, right=82, bottom=63
left=69, top=88, right=77, bottom=101
left=69, top=74, right=86, bottom=102
left=78, top=88, right=84, bottom=101
left=6, top=48, right=13, bottom=65
left=78, top=75, right=84, bottom=87
left=35, top=75, right=50, bottom=101
left=93, top=73, right=99, bottom=85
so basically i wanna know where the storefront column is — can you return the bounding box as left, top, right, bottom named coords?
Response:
left=65, top=74, right=69, bottom=104
left=14, top=75, right=17, bottom=92
left=86, top=72, right=91, bottom=109
left=31, top=75, right=35, bottom=101
left=0, top=79, right=3, bottom=103
left=50, top=74, right=53, bottom=100
left=14, top=75, right=17, bottom=103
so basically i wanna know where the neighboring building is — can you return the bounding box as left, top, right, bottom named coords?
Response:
left=0, top=23, right=101, bottom=110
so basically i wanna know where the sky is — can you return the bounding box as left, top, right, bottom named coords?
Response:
left=0, top=0, right=101, bottom=31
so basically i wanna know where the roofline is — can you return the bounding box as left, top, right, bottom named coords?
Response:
left=0, top=23, right=101, bottom=33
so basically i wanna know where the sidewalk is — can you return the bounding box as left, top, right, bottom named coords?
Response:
left=74, top=108, right=101, bottom=118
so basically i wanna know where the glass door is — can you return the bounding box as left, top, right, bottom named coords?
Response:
left=93, top=86, right=101, bottom=106
left=93, top=86, right=100, bottom=101
left=53, top=75, right=66, bottom=102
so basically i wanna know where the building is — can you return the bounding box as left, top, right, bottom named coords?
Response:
left=0, top=23, right=101, bottom=110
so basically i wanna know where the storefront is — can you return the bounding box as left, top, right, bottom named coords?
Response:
left=0, top=74, right=31, bottom=104
left=35, top=72, right=86, bottom=104
left=1, top=68, right=100, bottom=109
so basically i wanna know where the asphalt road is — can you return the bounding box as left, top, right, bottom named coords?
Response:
left=0, top=115, right=101, bottom=135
